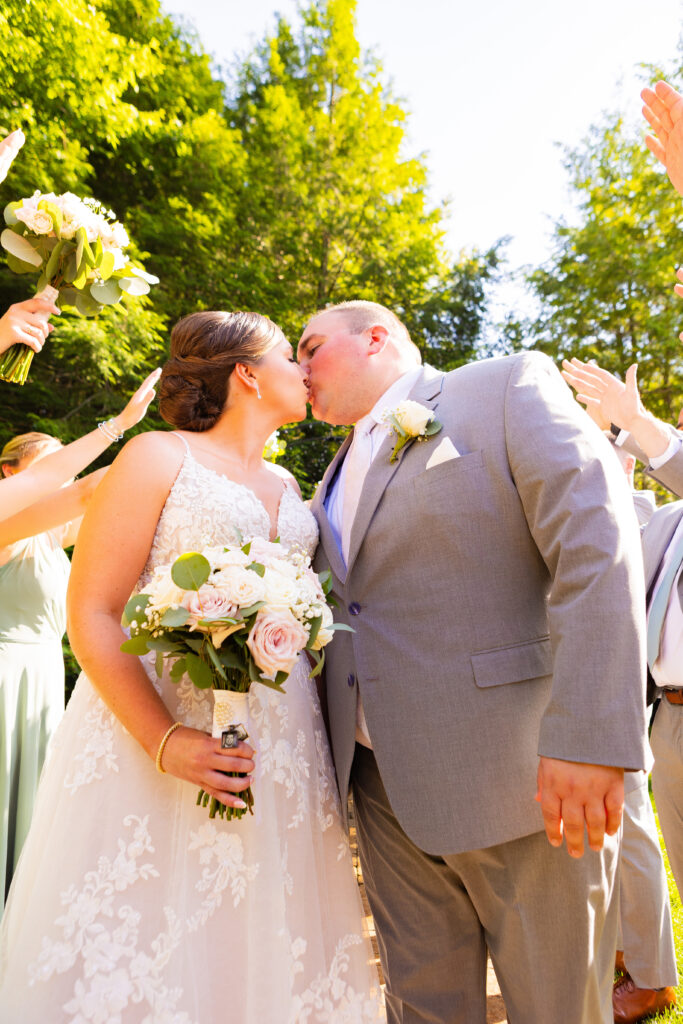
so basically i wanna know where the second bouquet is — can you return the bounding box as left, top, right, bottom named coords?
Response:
left=120, top=536, right=345, bottom=820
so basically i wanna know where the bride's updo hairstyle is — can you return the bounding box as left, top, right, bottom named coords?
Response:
left=159, top=310, right=285, bottom=431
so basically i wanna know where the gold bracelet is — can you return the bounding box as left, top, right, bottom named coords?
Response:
left=155, top=722, right=182, bottom=774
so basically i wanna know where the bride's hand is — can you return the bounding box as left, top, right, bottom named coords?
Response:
left=109, top=367, right=162, bottom=434
left=161, top=726, right=256, bottom=809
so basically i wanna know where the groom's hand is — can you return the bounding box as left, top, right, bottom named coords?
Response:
left=535, top=756, right=624, bottom=857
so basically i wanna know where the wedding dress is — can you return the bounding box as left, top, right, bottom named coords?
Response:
left=0, top=437, right=385, bottom=1023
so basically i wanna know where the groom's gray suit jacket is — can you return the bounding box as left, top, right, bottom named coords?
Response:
left=312, top=353, right=649, bottom=856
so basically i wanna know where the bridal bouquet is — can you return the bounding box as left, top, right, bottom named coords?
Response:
left=121, top=537, right=344, bottom=820
left=0, top=190, right=159, bottom=383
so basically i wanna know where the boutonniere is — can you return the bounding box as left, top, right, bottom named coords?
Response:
left=383, top=400, right=443, bottom=463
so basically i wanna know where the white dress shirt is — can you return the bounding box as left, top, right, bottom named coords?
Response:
left=324, top=367, right=423, bottom=747
left=615, top=430, right=681, bottom=470
left=650, top=515, right=683, bottom=690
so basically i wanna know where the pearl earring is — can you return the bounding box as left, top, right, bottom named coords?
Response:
left=256, top=382, right=262, bottom=400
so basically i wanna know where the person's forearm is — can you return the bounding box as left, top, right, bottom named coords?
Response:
left=68, top=608, right=174, bottom=760
left=618, top=409, right=672, bottom=461
left=0, top=467, right=107, bottom=546
left=1, top=427, right=116, bottom=519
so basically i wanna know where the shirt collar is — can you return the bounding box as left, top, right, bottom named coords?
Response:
left=366, top=367, right=423, bottom=429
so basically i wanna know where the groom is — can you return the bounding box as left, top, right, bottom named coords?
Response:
left=298, top=300, right=649, bottom=1024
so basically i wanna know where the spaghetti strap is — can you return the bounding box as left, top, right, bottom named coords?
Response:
left=171, top=431, right=192, bottom=455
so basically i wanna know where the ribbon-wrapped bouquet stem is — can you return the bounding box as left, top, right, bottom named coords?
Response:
left=0, top=190, right=158, bottom=383
left=121, top=537, right=347, bottom=820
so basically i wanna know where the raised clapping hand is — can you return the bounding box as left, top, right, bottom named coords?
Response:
left=162, top=727, right=256, bottom=811
left=536, top=757, right=624, bottom=857
left=109, top=367, right=163, bottom=433
left=560, top=357, right=642, bottom=432
left=0, top=296, right=62, bottom=356
left=641, top=80, right=683, bottom=196
left=0, top=129, right=25, bottom=185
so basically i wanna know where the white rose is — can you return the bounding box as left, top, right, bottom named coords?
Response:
left=111, top=222, right=129, bottom=248
left=297, top=566, right=325, bottom=602
left=247, top=536, right=284, bottom=566
left=393, top=400, right=433, bottom=436
left=269, top=557, right=299, bottom=580
left=146, top=567, right=186, bottom=613
left=214, top=547, right=250, bottom=570
left=262, top=567, right=300, bottom=609
left=217, top=565, right=266, bottom=608
left=15, top=206, right=53, bottom=235
left=247, top=608, right=309, bottom=679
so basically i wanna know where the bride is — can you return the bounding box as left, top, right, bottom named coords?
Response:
left=0, top=310, right=385, bottom=1023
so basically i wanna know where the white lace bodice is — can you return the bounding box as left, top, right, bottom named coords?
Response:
left=138, top=442, right=319, bottom=590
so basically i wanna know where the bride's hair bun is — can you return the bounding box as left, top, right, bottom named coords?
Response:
left=159, top=310, right=285, bottom=432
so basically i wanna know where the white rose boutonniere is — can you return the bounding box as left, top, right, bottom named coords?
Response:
left=383, top=400, right=442, bottom=463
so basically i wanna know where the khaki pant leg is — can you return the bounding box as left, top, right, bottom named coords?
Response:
left=651, top=698, right=683, bottom=900
left=447, top=828, right=620, bottom=1024
left=352, top=745, right=488, bottom=1024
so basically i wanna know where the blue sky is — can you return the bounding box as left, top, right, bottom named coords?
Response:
left=163, top=0, right=682, bottom=279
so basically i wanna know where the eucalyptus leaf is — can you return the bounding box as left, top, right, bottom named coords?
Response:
left=204, top=641, right=227, bottom=679
left=6, top=253, right=39, bottom=274
left=120, top=634, right=152, bottom=655
left=306, top=614, right=322, bottom=650
left=424, top=420, right=442, bottom=437
left=1, top=228, right=42, bottom=267
left=160, top=606, right=190, bottom=628
left=185, top=651, right=214, bottom=689
left=118, top=276, right=150, bottom=296
left=239, top=601, right=264, bottom=618
left=309, top=649, right=326, bottom=679
left=171, top=552, right=210, bottom=591
left=246, top=561, right=265, bottom=577
left=155, top=650, right=164, bottom=678
left=146, top=636, right=183, bottom=652
left=218, top=647, right=247, bottom=671
left=99, top=250, right=116, bottom=280
left=127, top=264, right=159, bottom=285
left=75, top=290, right=102, bottom=317
left=329, top=622, right=355, bottom=633
left=121, top=593, right=150, bottom=628
left=169, top=657, right=187, bottom=683
left=44, top=238, right=66, bottom=281
left=90, top=278, right=122, bottom=305
left=3, top=202, right=20, bottom=226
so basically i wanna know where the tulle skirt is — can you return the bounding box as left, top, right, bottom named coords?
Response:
left=0, top=653, right=384, bottom=1023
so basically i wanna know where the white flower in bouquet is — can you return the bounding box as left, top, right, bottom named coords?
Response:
left=246, top=537, right=285, bottom=566
left=247, top=608, right=310, bottom=679
left=262, top=567, right=301, bottom=609
left=215, top=564, right=266, bottom=608
left=0, top=187, right=159, bottom=384
left=213, top=547, right=250, bottom=570
left=146, top=566, right=186, bottom=616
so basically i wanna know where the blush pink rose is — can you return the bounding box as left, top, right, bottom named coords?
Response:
left=247, top=608, right=309, bottom=679
left=182, top=585, right=239, bottom=630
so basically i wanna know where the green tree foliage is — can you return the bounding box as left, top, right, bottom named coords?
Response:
left=527, top=114, right=683, bottom=425
left=0, top=0, right=495, bottom=459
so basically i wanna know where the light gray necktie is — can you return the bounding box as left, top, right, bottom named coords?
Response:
left=647, top=532, right=683, bottom=671
left=341, top=416, right=374, bottom=564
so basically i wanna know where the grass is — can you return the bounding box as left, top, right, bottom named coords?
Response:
left=647, top=801, right=682, bottom=1022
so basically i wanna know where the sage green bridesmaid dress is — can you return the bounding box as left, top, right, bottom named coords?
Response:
left=0, top=532, right=70, bottom=909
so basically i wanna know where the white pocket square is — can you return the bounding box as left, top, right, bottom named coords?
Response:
left=426, top=436, right=460, bottom=470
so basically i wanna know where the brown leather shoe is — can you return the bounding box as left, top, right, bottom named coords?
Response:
left=615, top=950, right=627, bottom=976
left=613, top=973, right=677, bottom=1023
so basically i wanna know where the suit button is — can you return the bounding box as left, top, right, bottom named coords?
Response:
left=347, top=673, right=355, bottom=687
left=348, top=602, right=361, bottom=616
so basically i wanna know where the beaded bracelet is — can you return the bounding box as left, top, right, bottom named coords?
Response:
left=155, top=722, right=182, bottom=774
left=97, top=419, right=124, bottom=443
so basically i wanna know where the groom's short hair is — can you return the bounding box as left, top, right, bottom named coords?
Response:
left=323, top=300, right=421, bottom=364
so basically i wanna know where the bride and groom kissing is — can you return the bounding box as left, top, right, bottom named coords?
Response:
left=0, top=299, right=647, bottom=1024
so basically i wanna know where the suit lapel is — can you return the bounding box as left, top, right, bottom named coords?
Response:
left=344, top=365, right=445, bottom=576
left=311, top=431, right=352, bottom=583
